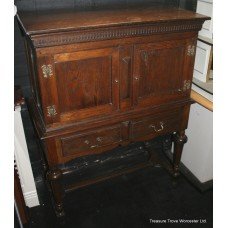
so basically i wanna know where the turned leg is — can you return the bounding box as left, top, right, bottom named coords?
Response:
left=173, top=131, right=188, bottom=177
left=47, top=169, right=65, bottom=217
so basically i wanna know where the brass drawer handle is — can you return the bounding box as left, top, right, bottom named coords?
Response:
left=96, top=137, right=103, bottom=142
left=90, top=145, right=98, bottom=149
left=149, top=122, right=164, bottom=132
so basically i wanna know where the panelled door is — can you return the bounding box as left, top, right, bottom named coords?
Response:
left=38, top=47, right=120, bottom=124
left=132, top=39, right=196, bottom=108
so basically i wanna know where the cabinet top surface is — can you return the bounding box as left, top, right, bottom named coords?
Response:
left=17, top=7, right=209, bottom=35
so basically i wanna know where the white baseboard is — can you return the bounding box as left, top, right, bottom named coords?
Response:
left=14, top=106, right=40, bottom=208
left=24, top=190, right=40, bottom=208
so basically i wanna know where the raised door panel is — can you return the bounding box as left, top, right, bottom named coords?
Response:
left=55, top=56, right=112, bottom=113
left=54, top=48, right=120, bottom=122
left=133, top=39, right=196, bottom=108
left=41, top=47, right=120, bottom=124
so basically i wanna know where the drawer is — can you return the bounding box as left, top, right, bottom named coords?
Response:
left=131, top=110, right=181, bottom=140
left=60, top=124, right=123, bottom=157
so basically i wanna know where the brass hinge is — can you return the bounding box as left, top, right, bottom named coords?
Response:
left=182, top=80, right=191, bottom=92
left=187, top=45, right=195, bottom=56
left=47, top=105, right=57, bottom=117
left=41, top=64, right=53, bottom=78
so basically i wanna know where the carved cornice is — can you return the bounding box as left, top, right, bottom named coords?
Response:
left=31, top=20, right=203, bottom=48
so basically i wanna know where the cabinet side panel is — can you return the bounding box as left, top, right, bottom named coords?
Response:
left=24, top=40, right=42, bottom=110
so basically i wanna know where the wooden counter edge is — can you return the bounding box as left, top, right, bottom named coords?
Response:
left=190, top=89, right=213, bottom=112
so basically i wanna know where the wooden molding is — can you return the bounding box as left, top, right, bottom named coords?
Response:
left=31, top=21, right=203, bottom=48
left=190, top=90, right=213, bottom=111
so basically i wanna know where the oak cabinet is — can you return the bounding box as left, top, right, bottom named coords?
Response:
left=17, top=7, right=209, bottom=217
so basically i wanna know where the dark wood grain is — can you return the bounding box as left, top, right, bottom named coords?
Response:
left=14, top=1, right=197, bottom=100
left=17, top=7, right=209, bottom=35
left=54, top=48, right=118, bottom=118
left=61, top=124, right=122, bottom=157
left=131, top=108, right=181, bottom=139
left=18, top=7, right=209, bottom=216
left=133, top=39, right=191, bottom=107
left=119, top=45, right=133, bottom=109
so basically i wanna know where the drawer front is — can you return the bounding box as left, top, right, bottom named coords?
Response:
left=131, top=110, right=181, bottom=140
left=61, top=125, right=123, bottom=157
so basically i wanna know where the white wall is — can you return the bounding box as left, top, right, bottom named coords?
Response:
left=181, top=103, right=213, bottom=183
